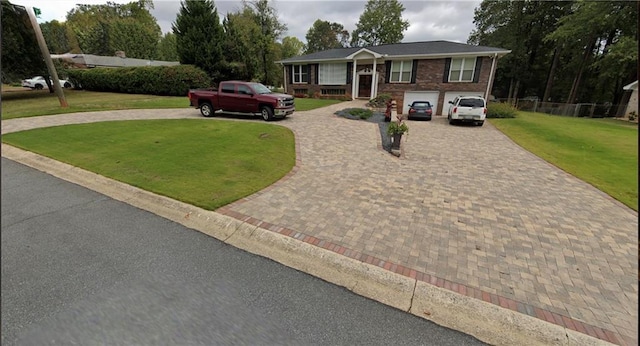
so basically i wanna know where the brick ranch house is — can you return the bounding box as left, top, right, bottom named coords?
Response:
left=277, top=40, right=510, bottom=115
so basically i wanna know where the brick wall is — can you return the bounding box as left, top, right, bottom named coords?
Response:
left=284, top=56, right=495, bottom=114
left=285, top=64, right=351, bottom=99
left=378, top=57, right=492, bottom=114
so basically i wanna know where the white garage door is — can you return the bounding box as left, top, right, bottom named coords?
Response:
left=403, top=91, right=439, bottom=115
left=443, top=91, right=485, bottom=115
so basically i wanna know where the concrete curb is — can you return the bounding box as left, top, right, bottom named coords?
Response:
left=1, top=143, right=614, bottom=346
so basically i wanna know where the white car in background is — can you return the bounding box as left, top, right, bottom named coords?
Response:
left=447, top=95, right=487, bottom=126
left=21, top=76, right=73, bottom=90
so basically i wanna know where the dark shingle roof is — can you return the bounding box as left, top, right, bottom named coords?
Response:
left=278, top=40, right=510, bottom=64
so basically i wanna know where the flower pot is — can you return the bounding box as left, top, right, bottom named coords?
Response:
left=391, top=133, right=402, bottom=150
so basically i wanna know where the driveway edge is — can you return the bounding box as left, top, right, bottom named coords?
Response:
left=1, top=144, right=615, bottom=346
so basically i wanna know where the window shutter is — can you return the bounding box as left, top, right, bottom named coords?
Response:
left=385, top=61, right=391, bottom=83
left=473, top=57, right=482, bottom=83
left=306, top=64, right=311, bottom=84
left=289, top=65, right=293, bottom=84
left=346, top=62, right=353, bottom=84
left=314, top=64, right=319, bottom=84
left=443, top=58, right=451, bottom=83
left=410, top=59, right=418, bottom=83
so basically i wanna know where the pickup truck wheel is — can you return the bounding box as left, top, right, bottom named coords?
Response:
left=35, top=84, right=43, bottom=90
left=200, top=102, right=214, bottom=117
left=261, top=106, right=274, bottom=121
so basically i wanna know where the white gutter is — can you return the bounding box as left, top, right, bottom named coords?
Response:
left=485, top=53, right=498, bottom=100
left=277, top=51, right=511, bottom=64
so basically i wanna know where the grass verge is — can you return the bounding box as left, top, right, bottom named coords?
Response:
left=490, top=112, right=638, bottom=211
left=2, top=119, right=295, bottom=210
left=1, top=88, right=343, bottom=119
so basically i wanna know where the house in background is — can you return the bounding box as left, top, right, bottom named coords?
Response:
left=622, top=80, right=638, bottom=117
left=50, top=52, right=179, bottom=69
left=277, top=40, right=510, bottom=115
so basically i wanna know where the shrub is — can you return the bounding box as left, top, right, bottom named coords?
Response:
left=348, top=108, right=373, bottom=119
left=368, top=93, right=392, bottom=108
left=66, top=65, right=209, bottom=96
left=487, top=102, right=518, bottom=118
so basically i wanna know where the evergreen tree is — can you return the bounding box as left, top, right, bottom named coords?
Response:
left=172, top=0, right=225, bottom=81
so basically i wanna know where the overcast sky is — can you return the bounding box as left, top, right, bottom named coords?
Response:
left=14, top=0, right=481, bottom=45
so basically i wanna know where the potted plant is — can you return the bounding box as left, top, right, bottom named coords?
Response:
left=386, top=115, right=408, bottom=150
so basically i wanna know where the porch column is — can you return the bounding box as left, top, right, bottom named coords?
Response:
left=485, top=53, right=498, bottom=100
left=351, top=59, right=357, bottom=100
left=370, top=59, right=377, bottom=100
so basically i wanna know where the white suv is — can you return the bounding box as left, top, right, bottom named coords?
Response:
left=447, top=96, right=487, bottom=126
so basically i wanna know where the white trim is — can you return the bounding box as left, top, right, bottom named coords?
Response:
left=345, top=48, right=383, bottom=59
left=351, top=59, right=357, bottom=99
left=371, top=59, right=377, bottom=99
left=282, top=64, right=287, bottom=93
left=276, top=50, right=511, bottom=64
left=356, top=68, right=373, bottom=98
left=485, top=53, right=498, bottom=99
left=623, top=80, right=638, bottom=90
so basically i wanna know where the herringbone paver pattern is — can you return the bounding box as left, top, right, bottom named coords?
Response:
left=2, top=102, right=637, bottom=345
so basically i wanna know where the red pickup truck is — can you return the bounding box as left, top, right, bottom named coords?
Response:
left=188, top=81, right=295, bottom=121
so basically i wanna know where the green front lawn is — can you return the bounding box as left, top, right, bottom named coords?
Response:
left=1, top=89, right=343, bottom=119
left=2, top=119, right=295, bottom=210
left=294, top=98, right=342, bottom=111
left=490, top=112, right=638, bottom=210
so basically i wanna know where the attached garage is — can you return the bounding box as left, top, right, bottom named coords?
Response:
left=403, top=91, right=439, bottom=115
left=443, top=91, right=485, bottom=115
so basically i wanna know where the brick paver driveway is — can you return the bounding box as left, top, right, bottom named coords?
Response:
left=2, top=102, right=637, bottom=345
left=224, top=103, right=638, bottom=345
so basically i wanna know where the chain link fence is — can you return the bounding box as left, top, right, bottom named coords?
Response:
left=493, top=98, right=627, bottom=118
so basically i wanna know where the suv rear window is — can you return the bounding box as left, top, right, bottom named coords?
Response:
left=458, top=98, right=485, bottom=107
left=412, top=102, right=431, bottom=108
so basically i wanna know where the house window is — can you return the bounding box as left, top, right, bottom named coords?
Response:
left=319, top=63, right=347, bottom=85
left=321, top=89, right=345, bottom=95
left=293, top=65, right=308, bottom=83
left=390, top=60, right=412, bottom=83
left=449, top=58, right=476, bottom=82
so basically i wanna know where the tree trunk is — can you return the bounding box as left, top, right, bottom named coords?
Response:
left=543, top=47, right=560, bottom=102
left=507, top=78, right=515, bottom=103
left=512, top=80, right=521, bottom=106
left=567, top=36, right=596, bottom=104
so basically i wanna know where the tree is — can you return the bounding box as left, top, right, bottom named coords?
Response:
left=66, top=0, right=161, bottom=58
left=281, top=36, right=304, bottom=59
left=249, top=0, right=287, bottom=86
left=156, top=32, right=179, bottom=61
left=222, top=8, right=262, bottom=81
left=350, top=0, right=409, bottom=47
left=468, top=1, right=572, bottom=102
left=40, top=20, right=80, bottom=54
left=173, top=0, right=225, bottom=81
left=1, top=0, right=47, bottom=83
left=305, top=20, right=349, bottom=53
left=546, top=1, right=638, bottom=105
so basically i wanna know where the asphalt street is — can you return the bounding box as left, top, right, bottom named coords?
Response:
left=1, top=157, right=487, bottom=346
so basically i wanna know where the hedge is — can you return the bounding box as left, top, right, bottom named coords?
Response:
left=486, top=102, right=518, bottom=118
left=66, top=65, right=210, bottom=96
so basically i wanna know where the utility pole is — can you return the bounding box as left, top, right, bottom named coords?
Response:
left=25, top=6, right=68, bottom=107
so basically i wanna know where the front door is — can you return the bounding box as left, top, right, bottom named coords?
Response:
left=358, top=75, right=372, bottom=98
